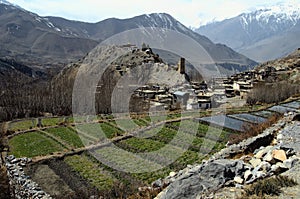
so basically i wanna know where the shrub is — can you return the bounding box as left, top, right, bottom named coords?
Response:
left=0, top=123, right=9, bottom=153
left=247, top=81, right=300, bottom=105
left=242, top=175, right=298, bottom=197
left=228, top=113, right=281, bottom=145
left=127, top=188, right=161, bottom=199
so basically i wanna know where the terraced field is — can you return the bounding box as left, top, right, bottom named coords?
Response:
left=99, top=122, right=125, bottom=138
left=44, top=127, right=84, bottom=148
left=64, top=155, right=116, bottom=191
left=8, top=117, right=65, bottom=132
left=6, top=113, right=242, bottom=197
left=9, top=131, right=65, bottom=158
left=9, top=119, right=36, bottom=132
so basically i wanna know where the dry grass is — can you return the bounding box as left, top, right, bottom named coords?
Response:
left=126, top=188, right=162, bottom=199
left=228, top=113, right=281, bottom=145
left=241, top=175, right=298, bottom=198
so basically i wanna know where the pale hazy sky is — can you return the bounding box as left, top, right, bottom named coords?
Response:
left=6, top=0, right=300, bottom=28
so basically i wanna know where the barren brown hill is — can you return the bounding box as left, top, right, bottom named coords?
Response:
left=0, top=3, right=98, bottom=70
left=256, top=48, right=300, bottom=71
left=0, top=2, right=256, bottom=75
left=255, top=48, right=300, bottom=83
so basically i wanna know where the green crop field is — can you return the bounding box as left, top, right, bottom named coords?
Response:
left=75, top=123, right=108, bottom=142
left=133, top=167, right=172, bottom=184
left=99, top=123, right=124, bottom=138
left=8, top=117, right=66, bottom=131
left=113, top=118, right=138, bottom=131
left=9, top=131, right=64, bottom=158
left=7, top=116, right=237, bottom=195
left=94, top=146, right=164, bottom=173
left=117, top=137, right=166, bottom=153
left=149, top=127, right=178, bottom=143
left=9, top=119, right=36, bottom=131
left=136, top=126, right=163, bottom=138
left=133, top=119, right=149, bottom=126
left=45, top=127, right=84, bottom=148
left=41, top=117, right=63, bottom=126
left=64, top=154, right=115, bottom=191
left=113, top=120, right=234, bottom=171
left=166, top=113, right=181, bottom=120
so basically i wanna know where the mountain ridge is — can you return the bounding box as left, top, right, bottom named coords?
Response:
left=0, top=2, right=256, bottom=76
left=196, top=2, right=300, bottom=62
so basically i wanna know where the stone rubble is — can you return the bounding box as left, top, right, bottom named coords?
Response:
left=5, top=155, right=52, bottom=199
left=152, top=112, right=300, bottom=199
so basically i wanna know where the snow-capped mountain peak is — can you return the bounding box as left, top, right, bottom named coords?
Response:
left=241, top=2, right=300, bottom=28
left=0, top=0, right=12, bottom=5
left=196, top=2, right=300, bottom=62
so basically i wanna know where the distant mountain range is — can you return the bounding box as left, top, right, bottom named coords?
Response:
left=196, top=3, right=300, bottom=62
left=0, top=1, right=98, bottom=70
left=0, top=1, right=256, bottom=77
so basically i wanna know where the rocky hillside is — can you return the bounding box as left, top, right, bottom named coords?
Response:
left=196, top=2, right=300, bottom=62
left=0, top=1, right=256, bottom=74
left=49, top=13, right=256, bottom=68
left=154, top=111, right=300, bottom=199
left=0, top=1, right=98, bottom=69
left=53, top=45, right=188, bottom=114
left=255, top=48, right=300, bottom=83
left=256, top=48, right=300, bottom=70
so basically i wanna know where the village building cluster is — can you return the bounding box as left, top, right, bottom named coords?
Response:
left=118, top=44, right=299, bottom=111
left=222, top=64, right=299, bottom=100
left=131, top=54, right=217, bottom=111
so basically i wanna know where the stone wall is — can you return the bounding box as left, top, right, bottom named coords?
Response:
left=5, top=155, right=52, bottom=199
left=153, top=112, right=300, bottom=199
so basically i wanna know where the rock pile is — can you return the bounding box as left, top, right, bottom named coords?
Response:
left=5, top=155, right=51, bottom=199
left=153, top=112, right=300, bottom=199
left=154, top=159, right=249, bottom=199
left=240, top=145, right=298, bottom=184
left=154, top=145, right=298, bottom=199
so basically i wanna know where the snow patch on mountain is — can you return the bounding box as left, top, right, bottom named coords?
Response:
left=142, top=13, right=191, bottom=34
left=0, top=1, right=64, bottom=34
left=240, top=3, right=300, bottom=30
left=0, top=0, right=11, bottom=5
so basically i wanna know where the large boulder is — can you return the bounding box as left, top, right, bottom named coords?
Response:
left=159, top=159, right=246, bottom=199
left=254, top=146, right=274, bottom=159
left=272, top=149, right=287, bottom=162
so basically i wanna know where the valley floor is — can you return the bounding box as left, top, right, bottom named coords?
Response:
left=3, top=98, right=300, bottom=198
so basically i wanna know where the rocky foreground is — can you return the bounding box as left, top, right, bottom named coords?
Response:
left=153, top=112, right=300, bottom=199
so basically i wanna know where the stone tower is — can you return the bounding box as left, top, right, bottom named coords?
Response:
left=178, top=57, right=185, bottom=74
